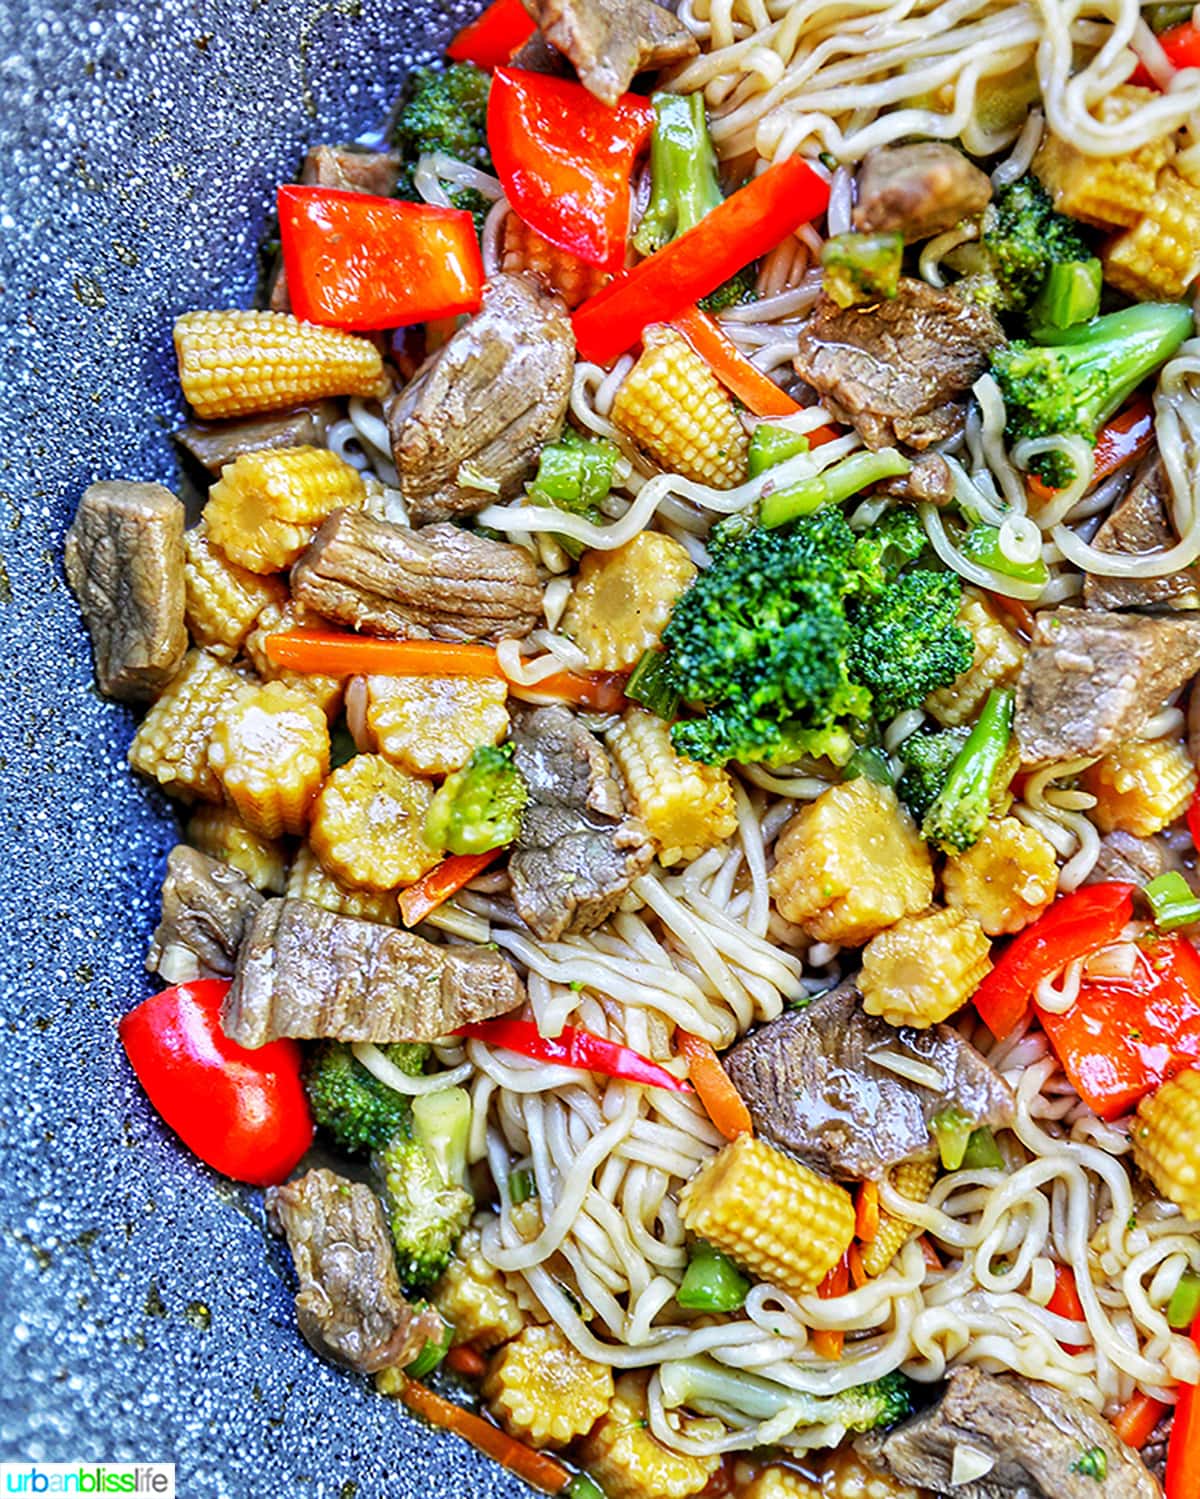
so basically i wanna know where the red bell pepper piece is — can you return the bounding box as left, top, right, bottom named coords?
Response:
left=119, top=979, right=313, bottom=1186
left=487, top=68, right=654, bottom=273
left=1131, top=19, right=1200, bottom=87
left=457, top=1018, right=692, bottom=1092
left=1045, top=1263, right=1087, bottom=1353
left=1188, top=781, right=1200, bottom=853
left=1027, top=395, right=1155, bottom=504
left=278, top=186, right=484, bottom=330
left=973, top=882, right=1136, bottom=1041
left=573, top=155, right=831, bottom=364
left=446, top=0, right=536, bottom=70
left=1038, top=935, right=1200, bottom=1120
left=1166, top=1308, right=1200, bottom=1498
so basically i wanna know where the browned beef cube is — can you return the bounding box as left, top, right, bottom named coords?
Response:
left=146, top=845, right=264, bottom=982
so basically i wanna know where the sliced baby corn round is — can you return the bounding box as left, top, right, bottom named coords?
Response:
left=859, top=906, right=992, bottom=1028
left=483, top=1324, right=614, bottom=1449
left=363, top=673, right=510, bottom=777
left=207, top=679, right=330, bottom=838
left=606, top=707, right=735, bottom=865
left=579, top=1373, right=719, bottom=1499
left=185, top=802, right=289, bottom=893
left=285, top=841, right=398, bottom=924
left=182, top=521, right=285, bottom=660
left=561, top=532, right=696, bottom=673
left=309, top=754, right=439, bottom=892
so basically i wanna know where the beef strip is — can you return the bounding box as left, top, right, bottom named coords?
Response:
left=1084, top=453, right=1200, bottom=612
left=64, top=480, right=187, bottom=701
left=853, top=142, right=993, bottom=242
left=387, top=273, right=575, bottom=525
left=1086, top=829, right=1180, bottom=887
left=222, top=897, right=525, bottom=1047
left=269, top=144, right=403, bottom=312
left=508, top=705, right=654, bottom=941
left=877, top=452, right=955, bottom=506
left=858, top=1366, right=1161, bottom=1499
left=510, top=29, right=574, bottom=74
left=174, top=401, right=339, bottom=475
left=1015, top=607, right=1200, bottom=765
left=290, top=511, right=541, bottom=641
left=267, top=1168, right=442, bottom=1374
left=723, top=980, right=1013, bottom=1182
left=523, top=0, right=697, bottom=106
left=146, top=846, right=264, bottom=983
left=793, top=280, right=1005, bottom=450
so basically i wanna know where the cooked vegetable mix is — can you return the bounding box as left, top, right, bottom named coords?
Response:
left=70, top=4, right=1200, bottom=1492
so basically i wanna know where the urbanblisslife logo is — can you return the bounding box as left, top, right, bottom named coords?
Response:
left=0, top=1466, right=174, bottom=1495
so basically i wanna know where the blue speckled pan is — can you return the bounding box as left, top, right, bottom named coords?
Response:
left=0, top=1, right=529, bottom=1490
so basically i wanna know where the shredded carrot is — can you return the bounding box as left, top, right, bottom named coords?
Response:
left=855, top=1181, right=880, bottom=1245
left=399, top=850, right=502, bottom=928
left=812, top=1255, right=850, bottom=1360
left=446, top=1344, right=488, bottom=1379
left=677, top=1031, right=753, bottom=1140
left=847, top=1241, right=869, bottom=1290
left=265, top=629, right=628, bottom=710
left=918, top=1235, right=943, bottom=1271
left=398, top=1376, right=570, bottom=1494
left=1114, top=1390, right=1170, bottom=1449
left=1027, top=394, right=1155, bottom=505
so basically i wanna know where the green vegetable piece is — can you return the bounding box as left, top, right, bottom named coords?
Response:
left=748, top=423, right=810, bottom=478
left=820, top=230, right=904, bottom=309
left=759, top=448, right=911, bottom=530
left=425, top=743, right=529, bottom=856
left=1144, top=871, right=1200, bottom=932
left=930, top=1105, right=976, bottom=1170
left=1030, top=259, right=1102, bottom=333
left=530, top=428, right=618, bottom=515
left=1147, top=2, right=1193, bottom=31
left=395, top=63, right=492, bottom=192
left=849, top=569, right=972, bottom=719
left=566, top=1476, right=607, bottom=1499
left=1168, top=1269, right=1200, bottom=1329
left=844, top=746, right=895, bottom=787
left=676, top=1243, right=750, bottom=1313
left=953, top=175, right=1091, bottom=318
left=961, top=524, right=1049, bottom=587
left=413, top=1086, right=472, bottom=1188
left=657, top=1357, right=912, bottom=1433
left=698, top=265, right=759, bottom=313
left=625, top=648, right=681, bottom=720
left=991, top=302, right=1194, bottom=487
left=922, top=687, right=1016, bottom=855
left=304, top=1041, right=429, bottom=1155
left=961, top=1126, right=1004, bottom=1170
left=1070, top=1446, right=1108, bottom=1481
left=508, top=1167, right=538, bottom=1206
left=404, top=1306, right=454, bottom=1378
left=376, top=1088, right=474, bottom=1291
left=635, top=92, right=723, bottom=256
left=896, top=725, right=970, bottom=819
left=329, top=722, right=359, bottom=770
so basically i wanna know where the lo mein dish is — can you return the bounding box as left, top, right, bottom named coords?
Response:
left=67, top=1, right=1200, bottom=1493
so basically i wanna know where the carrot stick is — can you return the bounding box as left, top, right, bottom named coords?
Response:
left=265, top=630, right=629, bottom=710
left=398, top=1376, right=570, bottom=1494
left=847, top=1241, right=869, bottom=1289
left=855, top=1181, right=880, bottom=1245
left=812, top=1255, right=850, bottom=1360
left=672, top=305, right=803, bottom=419
left=446, top=1344, right=488, bottom=1378
left=1113, top=1391, right=1170, bottom=1449
left=677, top=1031, right=753, bottom=1140
left=1026, top=394, right=1155, bottom=505
left=399, top=850, right=502, bottom=927
left=918, top=1235, right=943, bottom=1271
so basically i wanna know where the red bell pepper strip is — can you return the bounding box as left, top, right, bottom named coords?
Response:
left=1188, top=782, right=1200, bottom=852
left=1045, top=1263, right=1087, bottom=1353
left=119, top=979, right=313, bottom=1186
left=1131, top=20, right=1200, bottom=88
left=278, top=186, right=484, bottom=330
left=1038, top=935, right=1200, bottom=1120
left=813, top=1254, right=850, bottom=1360
left=1027, top=395, right=1154, bottom=504
left=573, top=156, right=831, bottom=364
left=973, top=882, right=1136, bottom=1041
left=446, top=0, right=536, bottom=70
left=1165, top=1308, right=1200, bottom=1498
left=488, top=68, right=655, bottom=273
left=457, top=1018, right=692, bottom=1092
left=399, top=849, right=502, bottom=927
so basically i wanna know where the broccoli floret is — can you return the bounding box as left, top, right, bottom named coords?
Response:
left=425, top=743, right=528, bottom=856
left=820, top=230, right=904, bottom=308
left=895, top=725, right=970, bottom=819
left=394, top=63, right=492, bottom=197
left=374, top=1087, right=474, bottom=1291
left=922, top=686, right=1015, bottom=854
left=953, top=175, right=1092, bottom=317
left=304, top=1041, right=430, bottom=1154
left=860, top=504, right=930, bottom=581
left=663, top=512, right=873, bottom=767
left=634, top=92, right=722, bottom=256
left=850, top=571, right=974, bottom=719
left=449, top=185, right=492, bottom=239
left=658, top=1356, right=912, bottom=1435
left=991, top=302, right=1193, bottom=484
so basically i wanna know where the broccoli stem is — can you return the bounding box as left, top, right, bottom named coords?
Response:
left=634, top=92, right=723, bottom=257
left=748, top=423, right=810, bottom=477
left=676, top=1245, right=750, bottom=1313
left=930, top=1105, right=976, bottom=1169
left=1030, top=259, right=1102, bottom=333
left=961, top=524, right=1048, bottom=587
left=412, top=1087, right=471, bottom=1187
left=657, top=1356, right=908, bottom=1433
left=760, top=448, right=911, bottom=530
left=961, top=1125, right=1004, bottom=1170
left=921, top=686, right=1015, bottom=855
left=1038, top=302, right=1193, bottom=432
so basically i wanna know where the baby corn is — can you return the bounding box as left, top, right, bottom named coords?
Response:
left=207, top=680, right=330, bottom=838
left=182, top=522, right=285, bottom=660
left=561, top=532, right=696, bottom=673
left=606, top=708, right=736, bottom=865
left=128, top=649, right=245, bottom=803
left=483, top=1325, right=613, bottom=1448
left=309, top=754, right=438, bottom=891
left=1134, top=1068, right=1200, bottom=1220
left=860, top=907, right=992, bottom=1028
left=860, top=1159, right=938, bottom=1278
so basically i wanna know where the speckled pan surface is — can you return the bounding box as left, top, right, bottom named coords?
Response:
left=0, top=1, right=529, bottom=1492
